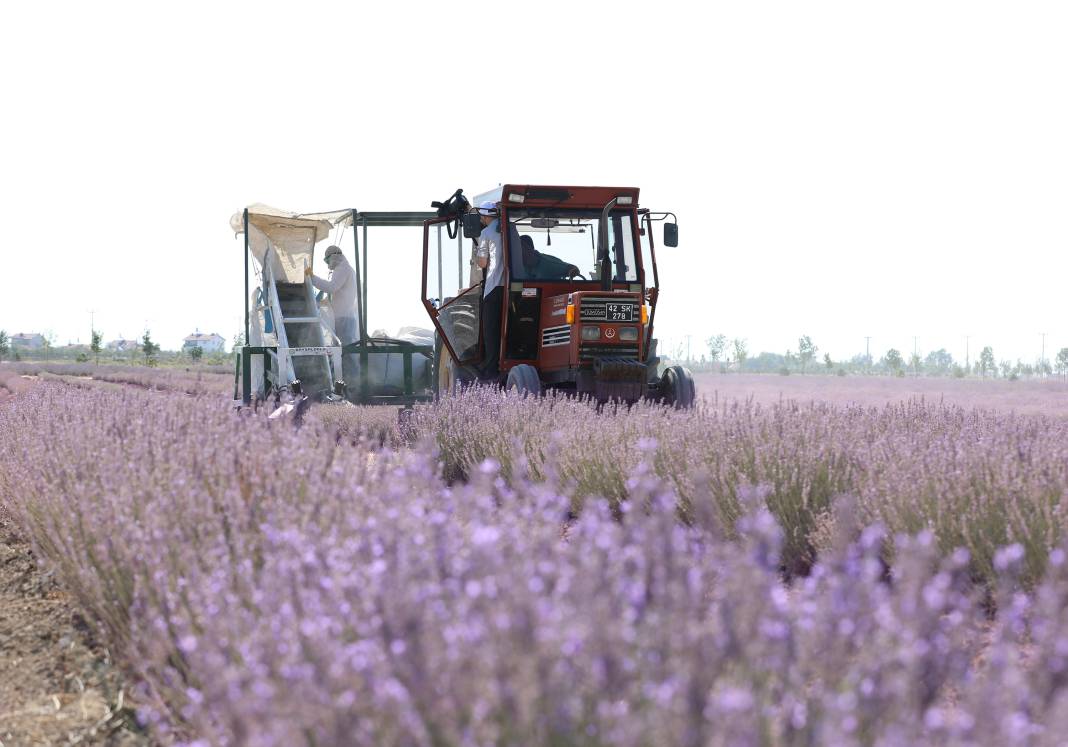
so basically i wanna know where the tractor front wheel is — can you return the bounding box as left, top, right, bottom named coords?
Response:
left=660, top=365, right=696, bottom=409
left=434, top=334, right=470, bottom=398
left=506, top=364, right=541, bottom=397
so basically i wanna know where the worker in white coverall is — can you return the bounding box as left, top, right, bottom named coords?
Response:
left=474, top=200, right=514, bottom=380
left=305, top=245, right=359, bottom=387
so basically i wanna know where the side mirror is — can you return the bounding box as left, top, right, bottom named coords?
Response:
left=462, top=213, right=483, bottom=239
left=663, top=222, right=678, bottom=247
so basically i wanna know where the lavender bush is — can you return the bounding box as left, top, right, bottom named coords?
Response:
left=0, top=368, right=32, bottom=402
left=4, top=383, right=1068, bottom=744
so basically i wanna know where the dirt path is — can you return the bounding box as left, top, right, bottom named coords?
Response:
left=0, top=515, right=148, bottom=746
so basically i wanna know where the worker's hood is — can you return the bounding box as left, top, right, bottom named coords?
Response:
left=231, top=204, right=352, bottom=284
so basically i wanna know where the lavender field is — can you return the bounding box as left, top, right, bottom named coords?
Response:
left=4, top=379, right=1068, bottom=744
left=696, top=372, right=1068, bottom=417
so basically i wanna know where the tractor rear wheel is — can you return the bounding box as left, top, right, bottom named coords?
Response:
left=660, top=365, right=696, bottom=409
left=506, top=364, right=541, bottom=397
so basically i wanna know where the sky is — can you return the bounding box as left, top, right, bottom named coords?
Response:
left=1, top=1, right=1065, bottom=365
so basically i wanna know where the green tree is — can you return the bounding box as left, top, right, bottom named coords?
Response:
left=1056, top=348, right=1068, bottom=380
left=924, top=348, right=954, bottom=375
left=732, top=337, right=748, bottom=372
left=705, top=334, right=727, bottom=364
left=979, top=346, right=995, bottom=378
left=90, top=330, right=103, bottom=365
left=798, top=335, right=818, bottom=374
left=42, top=331, right=55, bottom=360
left=189, top=345, right=204, bottom=363
left=0, top=330, right=7, bottom=361
left=884, top=348, right=903, bottom=373
left=142, top=330, right=160, bottom=366
left=909, top=353, right=922, bottom=376
left=824, top=352, right=833, bottom=370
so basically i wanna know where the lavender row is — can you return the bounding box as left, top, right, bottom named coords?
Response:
left=0, top=361, right=232, bottom=396
left=360, top=388, right=1068, bottom=586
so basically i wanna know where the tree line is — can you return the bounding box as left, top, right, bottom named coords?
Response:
left=666, top=334, right=1068, bottom=379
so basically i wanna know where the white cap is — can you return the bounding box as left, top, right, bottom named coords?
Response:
left=477, top=200, right=497, bottom=215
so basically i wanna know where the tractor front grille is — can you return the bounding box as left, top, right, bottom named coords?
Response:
left=579, top=343, right=639, bottom=361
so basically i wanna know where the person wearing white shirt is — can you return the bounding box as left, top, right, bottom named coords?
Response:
left=474, top=200, right=519, bottom=379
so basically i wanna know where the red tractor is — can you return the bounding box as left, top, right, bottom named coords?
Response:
left=421, top=185, right=695, bottom=408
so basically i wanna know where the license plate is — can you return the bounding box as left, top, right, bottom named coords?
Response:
left=580, top=303, right=635, bottom=322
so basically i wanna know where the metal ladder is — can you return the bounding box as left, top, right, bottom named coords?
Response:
left=260, top=246, right=341, bottom=397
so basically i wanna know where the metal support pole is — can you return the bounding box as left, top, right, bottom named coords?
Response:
left=437, top=224, right=443, bottom=302
left=457, top=229, right=463, bottom=289
left=362, top=219, right=369, bottom=338
left=243, top=208, right=249, bottom=345
left=403, top=350, right=413, bottom=396
left=351, top=211, right=367, bottom=344
left=242, top=346, right=252, bottom=405
left=360, top=345, right=369, bottom=401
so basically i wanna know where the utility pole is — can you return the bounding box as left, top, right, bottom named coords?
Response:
left=864, top=336, right=871, bottom=373
left=1041, top=332, right=1047, bottom=374
left=965, top=335, right=970, bottom=373
left=913, top=336, right=919, bottom=377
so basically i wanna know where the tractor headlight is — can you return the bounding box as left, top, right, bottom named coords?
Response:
left=618, top=327, right=639, bottom=342
left=581, top=325, right=601, bottom=341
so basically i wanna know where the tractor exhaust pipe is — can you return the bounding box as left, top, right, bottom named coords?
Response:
left=597, top=197, right=620, bottom=292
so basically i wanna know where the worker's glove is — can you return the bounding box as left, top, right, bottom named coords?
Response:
left=304, top=266, right=313, bottom=277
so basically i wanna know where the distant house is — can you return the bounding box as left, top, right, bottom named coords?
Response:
left=106, top=338, right=140, bottom=353
left=11, top=333, right=45, bottom=349
left=182, top=332, right=226, bottom=354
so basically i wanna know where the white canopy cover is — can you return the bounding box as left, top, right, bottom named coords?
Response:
left=231, top=204, right=352, bottom=284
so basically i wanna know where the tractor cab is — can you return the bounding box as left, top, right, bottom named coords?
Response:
left=421, top=185, right=695, bottom=407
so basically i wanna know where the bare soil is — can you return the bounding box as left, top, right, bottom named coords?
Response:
left=0, top=514, right=149, bottom=746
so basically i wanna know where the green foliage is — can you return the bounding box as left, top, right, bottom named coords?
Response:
left=798, top=335, right=817, bottom=373
left=141, top=330, right=160, bottom=367
left=979, top=346, right=995, bottom=377
left=189, top=345, right=204, bottom=363
left=1057, top=348, right=1068, bottom=378
left=731, top=337, right=748, bottom=370
left=883, top=348, right=903, bottom=371
left=924, top=348, right=954, bottom=375
left=0, top=330, right=7, bottom=361
left=705, top=334, right=727, bottom=362
left=90, top=330, right=103, bottom=365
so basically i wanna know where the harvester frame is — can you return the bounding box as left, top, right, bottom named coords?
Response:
left=234, top=206, right=443, bottom=408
